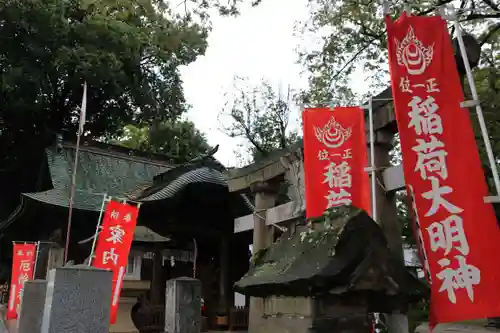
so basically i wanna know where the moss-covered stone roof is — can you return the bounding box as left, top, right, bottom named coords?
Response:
left=235, top=206, right=404, bottom=301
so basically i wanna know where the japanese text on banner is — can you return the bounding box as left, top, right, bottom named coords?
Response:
left=302, top=107, right=371, bottom=218
left=386, top=14, right=500, bottom=323
left=92, top=200, right=139, bottom=324
left=6, top=243, right=37, bottom=320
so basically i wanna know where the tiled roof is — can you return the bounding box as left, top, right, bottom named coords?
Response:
left=22, top=144, right=171, bottom=211
left=21, top=142, right=254, bottom=213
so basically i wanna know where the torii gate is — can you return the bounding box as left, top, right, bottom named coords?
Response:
left=225, top=9, right=500, bottom=331
left=226, top=90, right=407, bottom=261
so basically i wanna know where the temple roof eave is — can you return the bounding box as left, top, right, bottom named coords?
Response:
left=0, top=142, right=255, bottom=235
left=21, top=166, right=254, bottom=212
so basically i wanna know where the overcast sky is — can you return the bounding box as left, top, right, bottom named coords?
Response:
left=179, top=0, right=369, bottom=166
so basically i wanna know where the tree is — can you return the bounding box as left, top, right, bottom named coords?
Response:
left=0, top=0, right=263, bottom=149
left=175, top=0, right=263, bottom=18
left=0, top=0, right=209, bottom=141
left=219, top=77, right=301, bottom=164
left=467, top=44, right=500, bottom=192
left=114, top=120, right=211, bottom=161
left=299, top=0, right=500, bottom=106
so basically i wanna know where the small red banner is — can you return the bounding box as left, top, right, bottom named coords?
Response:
left=92, top=200, right=139, bottom=324
left=302, top=107, right=371, bottom=218
left=6, top=243, right=37, bottom=320
left=386, top=14, right=500, bottom=323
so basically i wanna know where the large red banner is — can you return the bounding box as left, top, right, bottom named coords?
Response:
left=386, top=14, right=500, bottom=323
left=92, top=200, right=139, bottom=324
left=6, top=243, right=37, bottom=319
left=303, top=107, right=371, bottom=218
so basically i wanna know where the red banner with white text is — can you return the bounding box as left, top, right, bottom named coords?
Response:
left=303, top=107, right=371, bottom=218
left=386, top=13, right=500, bottom=323
left=6, top=243, right=37, bottom=319
left=92, top=200, right=139, bottom=324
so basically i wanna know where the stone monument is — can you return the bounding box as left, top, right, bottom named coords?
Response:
left=40, top=266, right=113, bottom=333
left=17, top=280, right=48, bottom=333
left=165, top=277, right=202, bottom=333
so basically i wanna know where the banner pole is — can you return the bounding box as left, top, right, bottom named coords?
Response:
left=64, top=82, right=87, bottom=264
left=32, top=241, right=40, bottom=279
left=368, top=96, right=378, bottom=222
left=192, top=237, right=198, bottom=278
left=88, top=193, right=108, bottom=267
left=453, top=17, right=500, bottom=196
left=64, top=136, right=80, bottom=264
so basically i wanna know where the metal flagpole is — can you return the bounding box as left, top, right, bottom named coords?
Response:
left=327, top=97, right=395, bottom=222
left=32, top=241, right=40, bottom=279
left=367, top=97, right=378, bottom=222
left=88, top=193, right=108, bottom=266
left=452, top=12, right=500, bottom=196
left=64, top=82, right=87, bottom=264
left=192, top=238, right=198, bottom=278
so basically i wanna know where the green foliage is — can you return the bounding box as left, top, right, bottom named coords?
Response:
left=298, top=0, right=500, bottom=105
left=170, top=0, right=263, bottom=19
left=0, top=0, right=209, bottom=143
left=407, top=298, right=430, bottom=332
left=467, top=42, right=500, bottom=192
left=395, top=190, right=416, bottom=245
left=219, top=77, right=301, bottom=164
left=113, top=120, right=211, bottom=161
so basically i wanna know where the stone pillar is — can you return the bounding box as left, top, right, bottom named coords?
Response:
left=45, top=247, right=64, bottom=280
left=371, top=129, right=404, bottom=265
left=17, top=280, right=47, bottom=333
left=33, top=243, right=49, bottom=279
left=368, top=119, right=408, bottom=333
left=248, top=181, right=278, bottom=333
left=40, top=266, right=113, bottom=333
left=165, top=277, right=202, bottom=333
left=250, top=181, right=278, bottom=252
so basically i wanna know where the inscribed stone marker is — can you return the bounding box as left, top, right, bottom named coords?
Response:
left=17, top=280, right=47, bottom=333
left=40, top=266, right=113, bottom=333
left=165, top=277, right=202, bottom=333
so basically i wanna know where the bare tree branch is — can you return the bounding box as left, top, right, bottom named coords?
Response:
left=480, top=22, right=500, bottom=45
left=466, top=13, right=500, bottom=20
left=326, top=0, right=457, bottom=84
left=481, top=0, right=500, bottom=11
left=219, top=78, right=299, bottom=161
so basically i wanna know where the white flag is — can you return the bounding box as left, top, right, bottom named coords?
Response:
left=78, top=82, right=87, bottom=136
